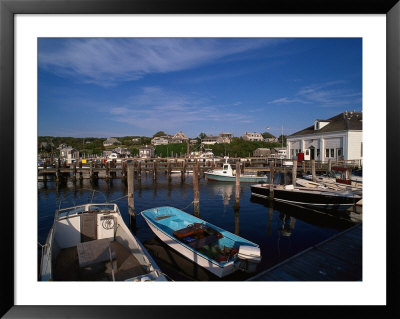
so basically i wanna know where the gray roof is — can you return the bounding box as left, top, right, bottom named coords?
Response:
left=290, top=111, right=362, bottom=137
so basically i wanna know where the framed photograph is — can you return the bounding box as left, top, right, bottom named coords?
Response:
left=1, top=0, right=399, bottom=317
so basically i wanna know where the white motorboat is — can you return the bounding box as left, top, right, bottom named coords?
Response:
left=40, top=203, right=168, bottom=281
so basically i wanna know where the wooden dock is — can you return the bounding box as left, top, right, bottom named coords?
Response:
left=247, top=223, right=362, bottom=281
left=37, top=157, right=361, bottom=181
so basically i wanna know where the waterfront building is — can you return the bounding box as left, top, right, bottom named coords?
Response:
left=242, top=132, right=264, bottom=142
left=139, top=145, right=155, bottom=159
left=286, top=111, right=362, bottom=162
left=60, top=146, right=79, bottom=164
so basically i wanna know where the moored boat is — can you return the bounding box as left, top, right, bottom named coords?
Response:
left=204, top=158, right=268, bottom=183
left=40, top=203, right=168, bottom=281
left=140, top=207, right=261, bottom=278
left=251, top=183, right=361, bottom=212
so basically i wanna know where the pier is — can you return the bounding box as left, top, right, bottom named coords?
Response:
left=247, top=223, right=362, bottom=281
left=37, top=157, right=361, bottom=181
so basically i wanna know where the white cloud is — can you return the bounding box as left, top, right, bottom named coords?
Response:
left=267, top=81, right=361, bottom=107
left=105, top=87, right=254, bottom=131
left=39, top=38, right=280, bottom=87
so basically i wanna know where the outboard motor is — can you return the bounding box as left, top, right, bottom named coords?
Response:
left=236, top=245, right=261, bottom=273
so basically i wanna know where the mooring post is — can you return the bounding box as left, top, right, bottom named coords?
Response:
left=269, top=161, right=275, bottom=199
left=167, top=161, right=172, bottom=180
left=302, top=160, right=306, bottom=174
left=234, top=205, right=240, bottom=235
left=292, top=160, right=297, bottom=187
left=197, top=161, right=201, bottom=179
left=43, top=161, right=47, bottom=183
left=89, top=161, right=93, bottom=179
left=153, top=159, right=157, bottom=180
left=72, top=162, right=77, bottom=182
left=235, top=160, right=241, bottom=208
left=181, top=159, right=186, bottom=182
left=55, top=160, right=60, bottom=183
left=105, top=161, right=110, bottom=181
left=127, top=161, right=136, bottom=229
left=311, top=159, right=316, bottom=182
left=137, top=160, right=141, bottom=179
left=328, top=159, right=332, bottom=172
left=193, top=165, right=200, bottom=216
left=79, top=160, right=83, bottom=180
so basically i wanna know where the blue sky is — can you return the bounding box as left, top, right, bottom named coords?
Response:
left=38, top=38, right=362, bottom=138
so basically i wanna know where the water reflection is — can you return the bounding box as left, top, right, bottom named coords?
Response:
left=38, top=174, right=357, bottom=281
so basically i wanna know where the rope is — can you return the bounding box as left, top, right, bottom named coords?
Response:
left=109, top=195, right=128, bottom=203
left=180, top=201, right=194, bottom=211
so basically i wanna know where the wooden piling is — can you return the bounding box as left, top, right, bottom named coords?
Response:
left=302, top=160, right=306, bottom=174
left=181, top=159, right=186, bottom=181
left=269, top=161, right=274, bottom=199
left=73, top=162, right=77, bottom=182
left=167, top=161, right=172, bottom=180
left=328, top=159, right=332, bottom=172
left=89, top=161, right=93, bottom=179
left=127, top=162, right=135, bottom=217
left=137, top=160, right=141, bottom=179
left=235, top=161, right=241, bottom=208
left=55, top=161, right=60, bottom=183
left=292, top=160, right=297, bottom=186
left=153, top=159, right=157, bottom=180
left=311, top=160, right=316, bottom=182
left=105, top=162, right=110, bottom=181
left=193, top=165, right=200, bottom=216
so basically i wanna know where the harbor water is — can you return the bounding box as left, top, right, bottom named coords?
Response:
left=38, top=173, right=358, bottom=281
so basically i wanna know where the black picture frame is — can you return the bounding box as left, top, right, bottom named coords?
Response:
left=1, top=0, right=399, bottom=318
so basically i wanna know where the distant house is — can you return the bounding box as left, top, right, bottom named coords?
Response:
left=242, top=132, right=264, bottom=142
left=253, top=148, right=271, bottom=157
left=286, top=111, right=362, bottom=162
left=264, top=137, right=278, bottom=143
left=151, top=135, right=171, bottom=146
left=217, top=132, right=233, bottom=144
left=113, top=147, right=131, bottom=157
left=103, top=137, right=122, bottom=147
left=189, top=139, right=198, bottom=144
left=57, top=143, right=68, bottom=150
left=171, top=131, right=188, bottom=144
left=60, top=147, right=79, bottom=164
left=132, top=138, right=140, bottom=144
left=201, top=135, right=219, bottom=145
left=139, top=145, right=155, bottom=159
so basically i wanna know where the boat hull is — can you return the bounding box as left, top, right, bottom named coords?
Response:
left=251, top=184, right=360, bottom=211
left=141, top=207, right=261, bottom=278
left=144, top=220, right=235, bottom=278
left=205, top=172, right=268, bottom=183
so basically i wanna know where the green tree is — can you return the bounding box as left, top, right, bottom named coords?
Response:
left=198, top=132, right=207, bottom=140
left=153, top=131, right=167, bottom=138
left=262, top=131, right=275, bottom=139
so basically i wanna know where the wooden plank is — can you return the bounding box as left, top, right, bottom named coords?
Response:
left=248, top=223, right=362, bottom=281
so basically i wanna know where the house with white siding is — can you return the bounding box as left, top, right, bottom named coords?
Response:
left=286, top=111, right=362, bottom=163
left=242, top=132, right=264, bottom=142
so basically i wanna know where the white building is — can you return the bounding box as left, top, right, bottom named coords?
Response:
left=242, top=132, right=264, bottom=142
left=151, top=136, right=171, bottom=145
left=286, top=111, right=362, bottom=162
left=139, top=145, right=155, bottom=159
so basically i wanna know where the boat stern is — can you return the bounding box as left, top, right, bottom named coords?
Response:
left=236, top=245, right=261, bottom=273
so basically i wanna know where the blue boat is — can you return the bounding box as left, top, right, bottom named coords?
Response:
left=140, top=207, right=261, bottom=278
